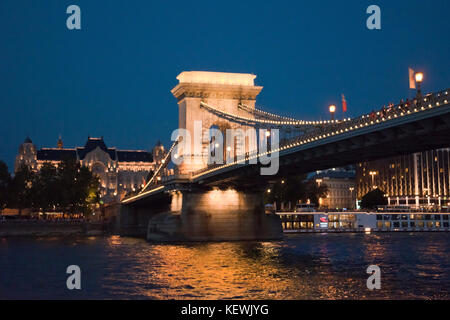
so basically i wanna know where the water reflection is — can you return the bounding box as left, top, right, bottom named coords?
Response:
left=1, top=233, right=450, bottom=299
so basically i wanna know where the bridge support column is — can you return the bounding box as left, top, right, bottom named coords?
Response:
left=147, top=188, right=283, bottom=242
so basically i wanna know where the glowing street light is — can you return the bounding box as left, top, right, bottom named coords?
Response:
left=415, top=72, right=424, bottom=97
left=415, top=72, right=424, bottom=83
left=329, top=105, right=336, bottom=121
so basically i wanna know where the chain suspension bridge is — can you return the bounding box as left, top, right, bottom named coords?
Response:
left=106, top=71, right=450, bottom=242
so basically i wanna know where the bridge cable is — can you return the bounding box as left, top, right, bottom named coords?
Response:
left=138, top=138, right=179, bottom=194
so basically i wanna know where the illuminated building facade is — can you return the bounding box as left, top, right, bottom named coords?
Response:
left=15, top=136, right=166, bottom=203
left=356, top=148, right=450, bottom=208
left=310, top=169, right=356, bottom=210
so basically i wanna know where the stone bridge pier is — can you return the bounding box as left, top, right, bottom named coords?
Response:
left=108, top=186, right=283, bottom=242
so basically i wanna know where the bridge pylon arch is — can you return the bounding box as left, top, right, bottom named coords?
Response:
left=171, top=71, right=263, bottom=175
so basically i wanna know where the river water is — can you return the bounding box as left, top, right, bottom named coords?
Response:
left=0, top=233, right=449, bottom=300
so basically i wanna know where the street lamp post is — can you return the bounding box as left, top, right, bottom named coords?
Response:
left=415, top=72, right=424, bottom=97
left=329, top=105, right=336, bottom=121
left=349, top=187, right=355, bottom=209
left=369, top=171, right=377, bottom=189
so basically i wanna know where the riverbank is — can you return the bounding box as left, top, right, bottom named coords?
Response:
left=0, top=221, right=105, bottom=237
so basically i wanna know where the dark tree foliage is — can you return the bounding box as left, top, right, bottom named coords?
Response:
left=53, top=158, right=100, bottom=216
left=303, top=179, right=329, bottom=206
left=0, top=161, right=11, bottom=210
left=264, top=174, right=329, bottom=209
left=31, top=162, right=59, bottom=213
left=2, top=158, right=100, bottom=217
left=361, top=188, right=387, bottom=210
left=8, top=164, right=34, bottom=215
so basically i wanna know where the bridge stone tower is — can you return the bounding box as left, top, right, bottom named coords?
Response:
left=171, top=71, right=263, bottom=174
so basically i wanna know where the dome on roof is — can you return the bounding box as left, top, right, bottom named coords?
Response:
left=24, top=136, right=33, bottom=144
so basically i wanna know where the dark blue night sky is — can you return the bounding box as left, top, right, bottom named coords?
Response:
left=1, top=0, right=449, bottom=170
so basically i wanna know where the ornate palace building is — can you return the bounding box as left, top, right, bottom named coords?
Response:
left=356, top=148, right=450, bottom=209
left=15, top=136, right=167, bottom=203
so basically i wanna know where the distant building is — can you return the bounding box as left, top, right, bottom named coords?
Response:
left=15, top=136, right=166, bottom=203
left=356, top=148, right=450, bottom=209
left=309, top=169, right=356, bottom=210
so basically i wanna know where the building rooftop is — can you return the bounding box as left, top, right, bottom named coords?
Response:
left=117, top=150, right=153, bottom=162
left=37, top=149, right=77, bottom=161
left=35, top=137, right=153, bottom=163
